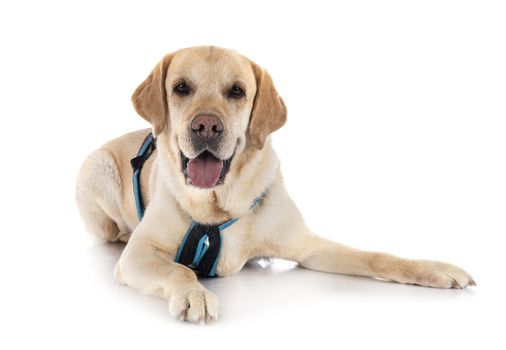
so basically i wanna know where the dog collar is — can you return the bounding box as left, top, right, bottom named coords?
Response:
left=131, top=132, right=263, bottom=277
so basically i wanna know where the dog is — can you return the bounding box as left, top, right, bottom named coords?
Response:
left=76, top=46, right=475, bottom=324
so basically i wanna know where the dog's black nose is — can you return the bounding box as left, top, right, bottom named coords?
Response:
left=191, top=115, right=224, bottom=140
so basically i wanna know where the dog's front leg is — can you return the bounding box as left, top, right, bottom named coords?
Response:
left=114, top=233, right=219, bottom=323
left=292, top=234, right=476, bottom=289
left=260, top=187, right=475, bottom=289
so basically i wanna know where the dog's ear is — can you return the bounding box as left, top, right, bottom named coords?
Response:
left=248, top=62, right=287, bottom=149
left=132, top=54, right=174, bottom=137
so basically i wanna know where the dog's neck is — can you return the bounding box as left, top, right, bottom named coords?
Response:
left=155, top=134, right=280, bottom=224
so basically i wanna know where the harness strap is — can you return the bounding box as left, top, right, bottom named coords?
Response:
left=174, top=196, right=264, bottom=277
left=130, top=132, right=156, bottom=221
left=175, top=223, right=222, bottom=276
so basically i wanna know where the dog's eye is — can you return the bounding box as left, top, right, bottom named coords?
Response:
left=174, top=82, right=190, bottom=96
left=228, top=84, right=245, bottom=99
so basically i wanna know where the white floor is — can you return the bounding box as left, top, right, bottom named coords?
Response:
left=3, top=219, right=501, bottom=350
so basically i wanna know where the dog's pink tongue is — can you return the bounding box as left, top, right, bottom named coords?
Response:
left=188, top=154, right=223, bottom=188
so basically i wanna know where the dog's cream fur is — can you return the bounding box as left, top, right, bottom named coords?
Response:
left=76, top=46, right=475, bottom=324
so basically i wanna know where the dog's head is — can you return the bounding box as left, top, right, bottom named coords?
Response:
left=132, top=46, right=286, bottom=189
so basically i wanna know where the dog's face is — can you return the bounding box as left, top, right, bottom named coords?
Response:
left=167, top=48, right=256, bottom=188
left=132, top=46, right=287, bottom=189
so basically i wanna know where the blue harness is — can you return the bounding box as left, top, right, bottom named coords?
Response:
left=130, top=132, right=262, bottom=277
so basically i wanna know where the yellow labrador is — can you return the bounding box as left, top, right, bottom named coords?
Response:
left=76, top=46, right=475, bottom=323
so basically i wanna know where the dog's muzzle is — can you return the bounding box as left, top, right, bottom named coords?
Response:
left=180, top=149, right=233, bottom=189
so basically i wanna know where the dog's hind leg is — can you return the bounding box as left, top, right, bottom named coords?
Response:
left=76, top=149, right=131, bottom=242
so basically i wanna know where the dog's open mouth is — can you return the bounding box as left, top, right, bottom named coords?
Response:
left=180, top=151, right=232, bottom=188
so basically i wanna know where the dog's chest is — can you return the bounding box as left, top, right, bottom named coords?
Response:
left=214, top=224, right=252, bottom=277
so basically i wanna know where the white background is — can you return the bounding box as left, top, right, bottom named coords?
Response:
left=1, top=0, right=505, bottom=349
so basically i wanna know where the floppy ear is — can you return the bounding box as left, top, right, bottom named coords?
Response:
left=132, top=54, right=174, bottom=137
left=248, top=62, right=287, bottom=149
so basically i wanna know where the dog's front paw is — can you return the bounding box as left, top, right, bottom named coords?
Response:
left=168, top=286, right=219, bottom=324
left=406, top=260, right=476, bottom=289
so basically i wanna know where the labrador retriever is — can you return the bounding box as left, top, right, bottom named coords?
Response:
left=76, top=46, right=475, bottom=324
